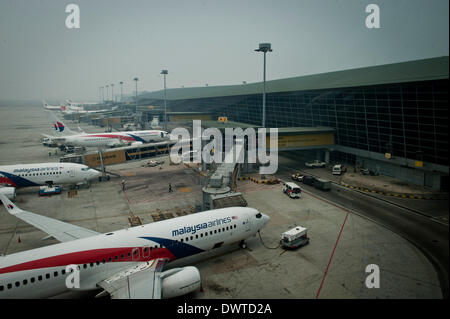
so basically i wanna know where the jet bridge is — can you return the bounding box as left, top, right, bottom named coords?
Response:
left=201, top=139, right=247, bottom=210
left=59, top=139, right=190, bottom=168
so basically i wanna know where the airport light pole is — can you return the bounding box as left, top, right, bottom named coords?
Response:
left=106, top=85, right=109, bottom=102
left=119, top=81, right=123, bottom=102
left=111, top=84, right=114, bottom=102
left=133, top=77, right=139, bottom=113
left=254, top=43, right=272, bottom=128
left=160, top=70, right=168, bottom=131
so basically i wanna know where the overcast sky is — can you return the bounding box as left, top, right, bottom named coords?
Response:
left=0, top=0, right=448, bottom=102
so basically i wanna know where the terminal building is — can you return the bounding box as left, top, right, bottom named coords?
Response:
left=135, top=56, right=448, bottom=191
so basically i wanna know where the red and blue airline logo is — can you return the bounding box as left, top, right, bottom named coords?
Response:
left=53, top=122, right=64, bottom=132
left=7, top=204, right=14, bottom=210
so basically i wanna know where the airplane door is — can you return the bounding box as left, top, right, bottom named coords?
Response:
left=244, top=215, right=251, bottom=231
left=142, top=246, right=150, bottom=259
left=132, top=247, right=140, bottom=261
left=70, top=169, right=75, bottom=177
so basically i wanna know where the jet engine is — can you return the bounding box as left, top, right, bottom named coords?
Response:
left=161, top=266, right=201, bottom=299
left=0, top=187, right=16, bottom=201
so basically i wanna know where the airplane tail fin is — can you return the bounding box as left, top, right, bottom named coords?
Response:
left=46, top=111, right=75, bottom=135
left=77, top=125, right=85, bottom=134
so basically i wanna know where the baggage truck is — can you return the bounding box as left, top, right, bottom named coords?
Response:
left=280, top=226, right=309, bottom=249
left=39, top=185, right=61, bottom=196
left=314, top=178, right=331, bottom=191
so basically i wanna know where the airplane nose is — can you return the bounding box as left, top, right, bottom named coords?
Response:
left=91, top=169, right=101, bottom=179
left=262, top=213, right=270, bottom=226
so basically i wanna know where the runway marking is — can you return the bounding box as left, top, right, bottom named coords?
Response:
left=315, top=211, right=349, bottom=299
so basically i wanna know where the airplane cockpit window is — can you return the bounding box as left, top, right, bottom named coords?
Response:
left=256, top=213, right=262, bottom=219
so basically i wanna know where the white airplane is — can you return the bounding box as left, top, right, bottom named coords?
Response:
left=66, top=99, right=98, bottom=107
left=60, top=103, right=117, bottom=116
left=60, top=104, right=85, bottom=114
left=42, top=100, right=62, bottom=111
left=0, top=163, right=100, bottom=199
left=43, top=115, right=170, bottom=148
left=0, top=195, right=270, bottom=299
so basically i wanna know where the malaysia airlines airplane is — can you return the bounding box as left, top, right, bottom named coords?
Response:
left=43, top=116, right=170, bottom=148
left=60, top=104, right=85, bottom=114
left=0, top=195, right=270, bottom=299
left=66, top=99, right=98, bottom=107
left=0, top=162, right=100, bottom=199
left=42, top=100, right=62, bottom=111
left=59, top=104, right=115, bottom=115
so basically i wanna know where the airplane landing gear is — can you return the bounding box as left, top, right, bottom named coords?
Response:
left=239, top=240, right=247, bottom=249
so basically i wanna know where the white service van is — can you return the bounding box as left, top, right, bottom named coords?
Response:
left=332, top=164, right=343, bottom=175
left=283, top=182, right=302, bottom=198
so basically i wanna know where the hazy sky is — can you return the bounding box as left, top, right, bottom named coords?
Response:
left=0, top=0, right=448, bottom=101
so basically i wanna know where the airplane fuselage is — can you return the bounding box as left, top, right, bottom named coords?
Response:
left=62, top=130, right=169, bottom=148
left=0, top=163, right=99, bottom=187
left=0, top=207, right=269, bottom=298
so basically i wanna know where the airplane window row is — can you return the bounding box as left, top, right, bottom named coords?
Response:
left=0, top=248, right=165, bottom=292
left=176, top=224, right=237, bottom=244
left=0, top=267, right=70, bottom=292
left=18, top=172, right=62, bottom=177
left=0, top=225, right=240, bottom=292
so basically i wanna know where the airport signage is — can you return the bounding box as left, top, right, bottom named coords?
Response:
left=171, top=216, right=236, bottom=237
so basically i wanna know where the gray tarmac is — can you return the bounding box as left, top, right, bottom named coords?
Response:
left=0, top=105, right=443, bottom=298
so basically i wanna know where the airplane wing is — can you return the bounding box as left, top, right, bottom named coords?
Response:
left=0, top=194, right=100, bottom=242
left=97, top=258, right=168, bottom=299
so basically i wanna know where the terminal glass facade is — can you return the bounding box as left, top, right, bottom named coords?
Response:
left=154, top=79, right=448, bottom=167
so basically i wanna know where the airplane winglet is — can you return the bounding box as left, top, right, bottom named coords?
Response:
left=0, top=194, right=22, bottom=216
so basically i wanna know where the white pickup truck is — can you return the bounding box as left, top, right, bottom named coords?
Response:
left=305, top=160, right=326, bottom=168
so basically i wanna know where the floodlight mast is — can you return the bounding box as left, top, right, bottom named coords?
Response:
left=111, top=84, right=114, bottom=102
left=133, top=77, right=139, bottom=112
left=160, top=70, right=168, bottom=131
left=254, top=43, right=272, bottom=128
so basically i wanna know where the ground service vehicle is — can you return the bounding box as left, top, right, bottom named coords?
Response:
left=283, top=182, right=302, bottom=198
left=305, top=160, right=326, bottom=168
left=302, top=175, right=316, bottom=186
left=291, top=173, right=304, bottom=182
left=39, top=185, right=61, bottom=196
left=280, top=226, right=309, bottom=249
left=314, top=178, right=331, bottom=191
left=332, top=164, right=343, bottom=175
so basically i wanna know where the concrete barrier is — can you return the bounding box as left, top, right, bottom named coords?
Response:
left=340, top=182, right=447, bottom=200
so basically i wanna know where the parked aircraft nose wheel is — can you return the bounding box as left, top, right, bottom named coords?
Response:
left=239, top=240, right=247, bottom=249
left=106, top=175, right=110, bottom=181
